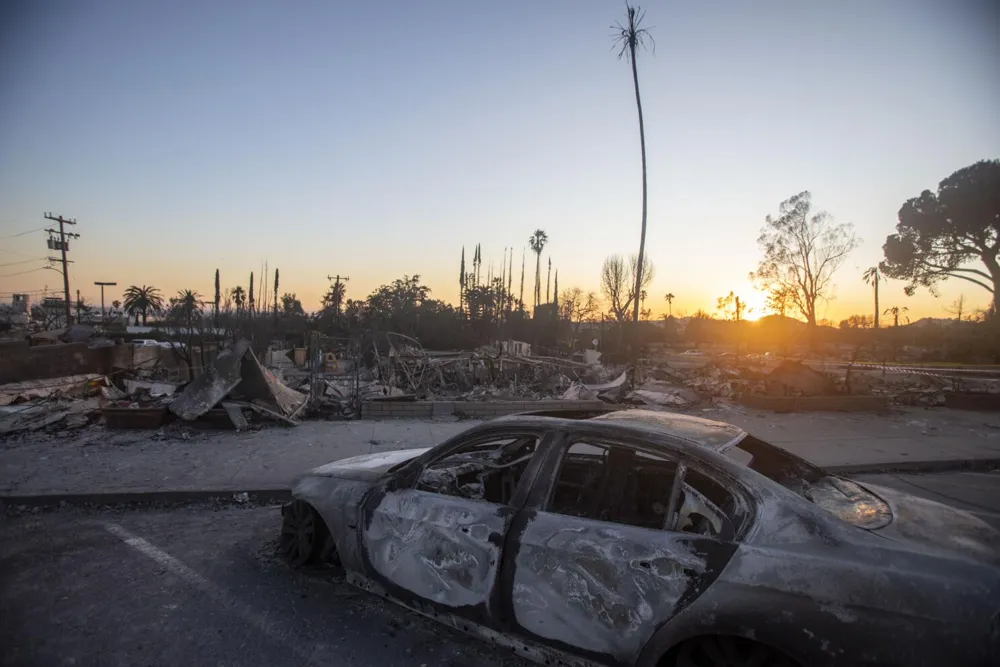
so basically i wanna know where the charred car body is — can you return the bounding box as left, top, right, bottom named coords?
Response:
left=282, top=409, right=1000, bottom=667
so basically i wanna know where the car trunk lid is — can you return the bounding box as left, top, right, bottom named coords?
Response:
left=860, top=482, right=1000, bottom=566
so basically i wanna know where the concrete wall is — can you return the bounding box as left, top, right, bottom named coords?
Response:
left=362, top=399, right=613, bottom=419
left=945, top=393, right=1000, bottom=412
left=109, top=343, right=217, bottom=382
left=0, top=341, right=113, bottom=384
left=740, top=393, right=890, bottom=413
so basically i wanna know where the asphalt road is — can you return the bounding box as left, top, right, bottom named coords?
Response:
left=2, top=472, right=998, bottom=667
left=0, top=505, right=533, bottom=667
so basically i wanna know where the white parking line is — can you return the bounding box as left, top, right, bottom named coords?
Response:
left=103, top=522, right=319, bottom=666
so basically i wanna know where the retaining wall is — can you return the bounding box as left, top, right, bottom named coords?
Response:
left=945, top=393, right=1000, bottom=412
left=362, top=399, right=612, bottom=419
left=740, top=393, right=890, bottom=413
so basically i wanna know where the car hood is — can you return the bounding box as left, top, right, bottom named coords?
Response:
left=306, top=447, right=429, bottom=482
left=861, top=482, right=1000, bottom=565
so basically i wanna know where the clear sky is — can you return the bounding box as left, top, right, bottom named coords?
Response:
left=1, top=0, right=998, bottom=322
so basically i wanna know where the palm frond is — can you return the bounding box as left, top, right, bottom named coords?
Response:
left=611, top=4, right=655, bottom=61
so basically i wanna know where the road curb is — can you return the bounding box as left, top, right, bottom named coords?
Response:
left=0, top=488, right=291, bottom=511
left=825, top=458, right=1000, bottom=476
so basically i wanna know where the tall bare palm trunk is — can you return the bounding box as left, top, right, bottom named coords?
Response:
left=629, top=38, right=648, bottom=327
left=873, top=274, right=880, bottom=329
left=534, top=253, right=541, bottom=308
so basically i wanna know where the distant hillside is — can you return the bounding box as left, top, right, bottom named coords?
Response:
left=753, top=314, right=808, bottom=329
left=907, top=317, right=958, bottom=329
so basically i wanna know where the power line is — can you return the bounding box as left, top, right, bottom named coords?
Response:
left=0, top=289, right=61, bottom=297
left=0, top=257, right=46, bottom=267
left=0, top=226, right=45, bottom=239
left=0, top=267, right=46, bottom=278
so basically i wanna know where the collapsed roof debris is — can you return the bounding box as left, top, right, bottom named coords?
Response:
left=0, top=375, right=111, bottom=435
left=169, top=339, right=306, bottom=423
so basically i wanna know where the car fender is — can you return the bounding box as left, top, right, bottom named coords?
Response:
left=292, top=474, right=372, bottom=572
left=634, top=587, right=827, bottom=667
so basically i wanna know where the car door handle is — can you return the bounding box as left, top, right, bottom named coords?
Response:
left=488, top=531, right=503, bottom=546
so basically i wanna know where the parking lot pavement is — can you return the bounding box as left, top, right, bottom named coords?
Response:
left=852, top=470, right=1000, bottom=530
left=0, top=505, right=532, bottom=667
left=4, top=469, right=999, bottom=667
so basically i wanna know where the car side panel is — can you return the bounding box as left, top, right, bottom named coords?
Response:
left=662, top=543, right=1000, bottom=667
left=510, top=510, right=735, bottom=665
left=363, top=488, right=509, bottom=610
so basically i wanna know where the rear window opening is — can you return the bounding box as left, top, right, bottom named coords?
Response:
left=726, top=436, right=892, bottom=530
left=548, top=442, right=740, bottom=540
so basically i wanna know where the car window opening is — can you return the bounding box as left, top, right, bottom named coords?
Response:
left=416, top=436, right=538, bottom=504
left=549, top=442, right=736, bottom=539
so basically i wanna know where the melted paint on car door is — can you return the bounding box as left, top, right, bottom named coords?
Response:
left=363, top=488, right=509, bottom=608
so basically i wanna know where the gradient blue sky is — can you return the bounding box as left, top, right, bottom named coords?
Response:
left=2, top=0, right=998, bottom=321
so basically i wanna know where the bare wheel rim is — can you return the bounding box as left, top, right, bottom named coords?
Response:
left=675, top=636, right=792, bottom=667
left=279, top=500, right=317, bottom=566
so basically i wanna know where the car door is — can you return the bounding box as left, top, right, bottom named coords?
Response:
left=358, top=427, right=551, bottom=626
left=506, top=434, right=743, bottom=666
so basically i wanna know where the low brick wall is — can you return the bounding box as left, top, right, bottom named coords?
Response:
left=0, top=341, right=113, bottom=384
left=740, top=393, right=890, bottom=413
left=362, top=400, right=612, bottom=419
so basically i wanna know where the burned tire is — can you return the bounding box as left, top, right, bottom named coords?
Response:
left=670, top=636, right=799, bottom=667
left=279, top=500, right=333, bottom=567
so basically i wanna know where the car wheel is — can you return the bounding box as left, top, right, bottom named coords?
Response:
left=672, top=636, right=798, bottom=667
left=279, top=500, right=330, bottom=567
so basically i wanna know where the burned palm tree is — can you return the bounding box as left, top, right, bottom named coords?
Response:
left=863, top=266, right=880, bottom=329
left=613, top=3, right=654, bottom=325
left=529, top=230, right=548, bottom=309
left=214, top=269, right=221, bottom=327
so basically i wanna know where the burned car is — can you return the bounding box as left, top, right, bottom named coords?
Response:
left=281, top=409, right=1000, bottom=667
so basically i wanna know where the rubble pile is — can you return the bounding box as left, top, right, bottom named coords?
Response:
left=863, top=372, right=951, bottom=407
left=1, top=375, right=116, bottom=436
left=0, top=339, right=310, bottom=437
left=19, top=327, right=993, bottom=436
left=613, top=361, right=766, bottom=409
left=168, top=339, right=307, bottom=429
left=371, top=334, right=613, bottom=401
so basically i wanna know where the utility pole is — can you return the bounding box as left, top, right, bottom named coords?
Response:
left=326, top=275, right=350, bottom=321
left=44, top=213, right=79, bottom=326
left=326, top=275, right=350, bottom=299
left=95, top=281, right=117, bottom=324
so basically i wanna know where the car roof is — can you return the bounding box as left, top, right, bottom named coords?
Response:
left=490, top=408, right=746, bottom=452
